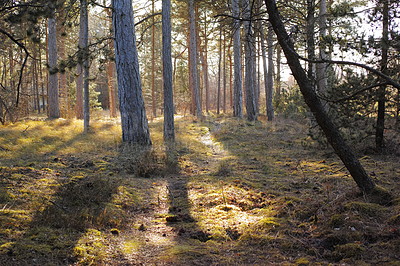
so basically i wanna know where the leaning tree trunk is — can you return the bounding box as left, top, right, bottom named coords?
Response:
left=112, top=0, right=151, bottom=145
left=162, top=0, right=175, bottom=142
left=232, top=0, right=243, bottom=118
left=47, top=7, right=60, bottom=119
left=264, top=0, right=378, bottom=194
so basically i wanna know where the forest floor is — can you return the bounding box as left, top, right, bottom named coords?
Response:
left=0, top=115, right=399, bottom=265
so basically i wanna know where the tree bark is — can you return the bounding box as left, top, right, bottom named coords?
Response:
left=80, top=0, right=90, bottom=133
left=151, top=0, right=157, bottom=119
left=265, top=0, right=376, bottom=193
left=47, top=7, right=60, bottom=119
left=217, top=27, right=222, bottom=115
left=276, top=45, right=281, bottom=96
left=201, top=13, right=210, bottom=113
left=162, top=0, right=175, bottom=142
left=316, top=0, right=328, bottom=98
left=306, top=0, right=316, bottom=82
left=107, top=6, right=117, bottom=118
left=223, top=33, right=227, bottom=113
left=232, top=0, right=243, bottom=118
left=57, top=6, right=68, bottom=118
left=266, top=23, right=275, bottom=120
left=376, top=0, right=389, bottom=151
left=188, top=0, right=202, bottom=119
left=244, top=0, right=257, bottom=121
left=112, top=0, right=151, bottom=145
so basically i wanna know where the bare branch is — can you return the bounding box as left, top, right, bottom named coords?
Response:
left=297, top=56, right=400, bottom=90
left=0, top=28, right=31, bottom=107
left=135, top=12, right=161, bottom=27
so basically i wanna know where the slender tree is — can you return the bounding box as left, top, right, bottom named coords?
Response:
left=316, top=0, right=328, bottom=99
left=188, top=0, right=202, bottom=119
left=243, top=0, right=257, bottom=121
left=217, top=26, right=222, bottom=114
left=232, top=0, right=243, bottom=118
left=376, top=0, right=389, bottom=151
left=266, top=24, right=274, bottom=121
left=112, top=0, right=151, bottom=145
left=106, top=4, right=117, bottom=118
left=162, top=0, right=175, bottom=141
left=260, top=22, right=274, bottom=121
left=80, top=0, right=90, bottom=133
left=151, top=0, right=157, bottom=119
left=47, top=4, right=60, bottom=119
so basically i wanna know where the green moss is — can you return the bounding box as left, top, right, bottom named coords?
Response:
left=332, top=243, right=365, bottom=261
left=295, top=257, right=310, bottom=265
left=329, top=214, right=346, bottom=228
left=345, top=201, right=388, bottom=217
left=239, top=233, right=277, bottom=246
left=122, top=239, right=142, bottom=254
left=0, top=187, right=11, bottom=203
left=388, top=214, right=400, bottom=225
left=366, top=186, right=393, bottom=205
left=73, top=229, right=107, bottom=265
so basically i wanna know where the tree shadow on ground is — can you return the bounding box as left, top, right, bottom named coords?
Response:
left=0, top=123, right=129, bottom=265
left=161, top=143, right=218, bottom=265
left=0, top=160, right=121, bottom=265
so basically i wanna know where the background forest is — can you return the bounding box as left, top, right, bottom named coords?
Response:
left=0, top=0, right=400, bottom=265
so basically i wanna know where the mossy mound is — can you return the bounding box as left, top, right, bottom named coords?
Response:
left=366, top=186, right=393, bottom=206
left=345, top=201, right=388, bottom=217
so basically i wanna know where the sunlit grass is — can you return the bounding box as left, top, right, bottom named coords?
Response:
left=0, top=115, right=398, bottom=265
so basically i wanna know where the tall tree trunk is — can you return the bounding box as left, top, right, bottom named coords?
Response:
left=112, top=0, right=151, bottom=145
left=244, top=0, right=257, bottom=121
left=80, top=0, right=90, bottom=133
left=162, top=0, right=175, bottom=142
left=261, top=23, right=274, bottom=121
left=76, top=38, right=84, bottom=118
left=265, top=0, right=377, bottom=194
left=32, top=47, right=40, bottom=113
left=188, top=0, right=202, bottom=118
left=217, top=27, right=222, bottom=115
left=151, top=0, right=157, bottom=119
left=232, top=0, right=243, bottom=118
left=47, top=7, right=60, bottom=119
left=107, top=44, right=117, bottom=118
left=376, top=0, right=389, bottom=151
left=228, top=44, right=233, bottom=111
left=39, top=26, right=46, bottom=113
left=276, top=45, right=281, bottom=96
left=201, top=13, right=210, bottom=113
left=316, top=0, right=328, bottom=99
left=107, top=6, right=117, bottom=118
left=223, top=33, right=227, bottom=113
left=266, top=24, right=275, bottom=121
left=306, top=0, right=316, bottom=82
left=57, top=7, right=68, bottom=118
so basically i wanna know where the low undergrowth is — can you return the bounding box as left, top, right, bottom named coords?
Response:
left=0, top=115, right=398, bottom=265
